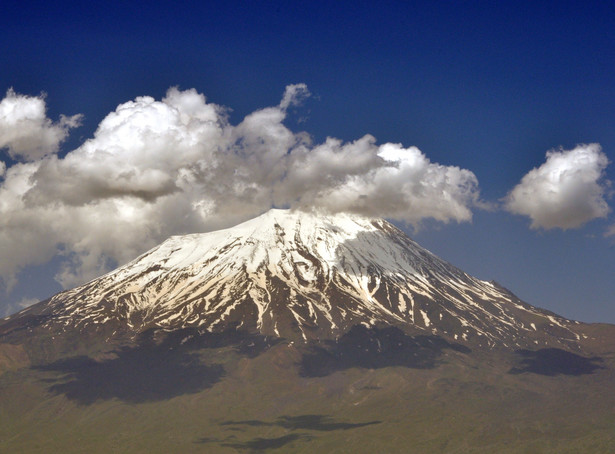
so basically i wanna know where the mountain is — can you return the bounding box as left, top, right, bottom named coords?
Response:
left=1, top=209, right=614, bottom=453
left=2, top=209, right=583, bottom=349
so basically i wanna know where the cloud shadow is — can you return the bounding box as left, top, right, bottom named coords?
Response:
left=197, top=414, right=380, bottom=451
left=220, top=414, right=382, bottom=431
left=34, top=327, right=277, bottom=404
left=35, top=344, right=224, bottom=404
left=509, top=348, right=604, bottom=376
left=299, top=325, right=470, bottom=377
left=197, top=433, right=311, bottom=452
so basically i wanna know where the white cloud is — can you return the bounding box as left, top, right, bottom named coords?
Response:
left=279, top=83, right=310, bottom=110
left=280, top=139, right=480, bottom=224
left=504, top=144, right=610, bottom=230
left=0, top=84, right=482, bottom=292
left=0, top=88, right=82, bottom=161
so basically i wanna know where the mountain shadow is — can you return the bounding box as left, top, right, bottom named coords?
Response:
left=509, top=348, right=604, bottom=376
left=34, top=327, right=277, bottom=404
left=299, top=325, right=470, bottom=377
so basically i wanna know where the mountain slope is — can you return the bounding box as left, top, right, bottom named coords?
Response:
left=5, top=208, right=581, bottom=349
left=1, top=209, right=614, bottom=453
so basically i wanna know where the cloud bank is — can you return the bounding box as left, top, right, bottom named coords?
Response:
left=504, top=144, right=610, bottom=230
left=0, top=85, right=482, bottom=291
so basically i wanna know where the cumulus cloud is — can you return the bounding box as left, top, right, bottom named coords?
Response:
left=504, top=144, right=610, bottom=230
left=279, top=138, right=480, bottom=224
left=0, top=88, right=82, bottom=161
left=0, top=84, right=482, bottom=292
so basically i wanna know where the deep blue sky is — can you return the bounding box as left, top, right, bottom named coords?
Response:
left=1, top=1, right=614, bottom=322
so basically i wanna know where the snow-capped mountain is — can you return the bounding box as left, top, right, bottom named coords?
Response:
left=11, top=208, right=584, bottom=349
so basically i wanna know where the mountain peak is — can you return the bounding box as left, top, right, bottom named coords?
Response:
left=9, top=209, right=582, bottom=349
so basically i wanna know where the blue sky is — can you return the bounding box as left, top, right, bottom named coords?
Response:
left=1, top=1, right=614, bottom=322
